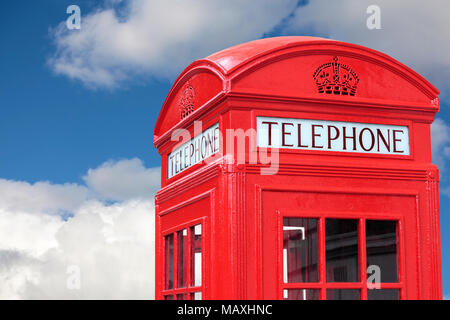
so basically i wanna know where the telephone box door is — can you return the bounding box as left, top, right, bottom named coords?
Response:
left=261, top=186, right=419, bottom=300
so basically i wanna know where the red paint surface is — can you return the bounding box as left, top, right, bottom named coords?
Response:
left=154, top=36, right=442, bottom=300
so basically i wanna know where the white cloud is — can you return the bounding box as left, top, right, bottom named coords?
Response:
left=288, top=1, right=450, bottom=188
left=50, top=0, right=450, bottom=96
left=23, top=200, right=155, bottom=299
left=431, top=118, right=450, bottom=173
left=49, top=0, right=297, bottom=88
left=287, top=0, right=450, bottom=100
left=0, top=179, right=87, bottom=215
left=0, top=210, right=64, bottom=257
left=83, top=157, right=160, bottom=201
left=0, top=158, right=159, bottom=299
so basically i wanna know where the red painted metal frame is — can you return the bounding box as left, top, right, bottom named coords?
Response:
left=275, top=210, right=405, bottom=300
left=154, top=37, right=442, bottom=300
left=161, top=217, right=205, bottom=300
left=258, top=184, right=416, bottom=299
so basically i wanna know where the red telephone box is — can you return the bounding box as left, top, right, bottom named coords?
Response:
left=153, top=36, right=442, bottom=300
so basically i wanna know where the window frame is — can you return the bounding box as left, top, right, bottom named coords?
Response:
left=277, top=210, right=405, bottom=300
left=161, top=217, right=206, bottom=300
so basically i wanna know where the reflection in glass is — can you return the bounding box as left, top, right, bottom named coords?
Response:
left=190, top=292, right=202, bottom=300
left=176, top=293, right=186, bottom=300
left=367, top=289, right=399, bottom=300
left=190, top=224, right=202, bottom=287
left=326, top=219, right=359, bottom=282
left=326, top=289, right=360, bottom=300
left=164, top=295, right=174, bottom=300
left=366, top=220, right=398, bottom=283
left=164, top=234, right=174, bottom=290
left=283, top=218, right=318, bottom=283
left=177, top=229, right=188, bottom=288
left=283, top=289, right=320, bottom=300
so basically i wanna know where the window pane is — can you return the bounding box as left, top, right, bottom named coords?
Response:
left=366, top=220, right=398, bottom=283
left=283, top=218, right=318, bottom=283
left=326, top=289, right=360, bottom=300
left=190, top=224, right=202, bottom=287
left=164, top=234, right=174, bottom=290
left=367, top=289, right=399, bottom=300
left=177, top=229, right=188, bottom=288
left=164, top=295, right=174, bottom=300
left=176, top=293, right=187, bottom=300
left=326, top=219, right=359, bottom=282
left=283, top=289, right=320, bottom=300
left=190, top=292, right=202, bottom=300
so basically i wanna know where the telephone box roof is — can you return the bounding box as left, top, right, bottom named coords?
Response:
left=204, top=36, right=331, bottom=74
left=154, top=36, right=439, bottom=144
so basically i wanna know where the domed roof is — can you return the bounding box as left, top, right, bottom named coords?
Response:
left=154, top=36, right=439, bottom=143
left=204, top=36, right=331, bottom=74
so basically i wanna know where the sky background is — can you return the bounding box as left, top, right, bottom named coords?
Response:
left=0, top=0, right=449, bottom=299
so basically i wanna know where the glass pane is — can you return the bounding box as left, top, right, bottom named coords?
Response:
left=283, top=289, right=320, bottom=300
left=190, top=224, right=202, bottom=287
left=326, top=219, right=359, bottom=282
left=164, top=234, right=174, bottom=290
left=283, top=218, right=318, bottom=283
left=366, top=220, right=398, bottom=283
left=326, top=289, right=360, bottom=300
left=177, top=229, right=188, bottom=288
left=190, top=292, right=202, bottom=300
left=367, top=289, right=399, bottom=300
left=176, top=293, right=187, bottom=300
left=164, top=295, right=174, bottom=300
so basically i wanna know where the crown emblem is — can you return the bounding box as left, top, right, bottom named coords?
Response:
left=313, top=56, right=359, bottom=96
left=431, top=97, right=439, bottom=108
left=179, top=82, right=195, bottom=119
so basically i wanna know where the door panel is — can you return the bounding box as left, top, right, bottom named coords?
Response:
left=261, top=189, right=417, bottom=300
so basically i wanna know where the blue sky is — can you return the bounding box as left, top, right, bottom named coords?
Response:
left=0, top=0, right=449, bottom=299
left=0, top=1, right=167, bottom=184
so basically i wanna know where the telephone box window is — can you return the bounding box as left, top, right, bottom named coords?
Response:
left=366, top=220, right=398, bottom=283
left=326, top=219, right=359, bottom=282
left=326, top=289, right=360, bottom=300
left=164, top=234, right=174, bottom=290
left=177, top=229, right=188, bottom=288
left=283, top=218, right=318, bottom=283
left=284, top=289, right=320, bottom=300
left=176, top=293, right=186, bottom=300
left=191, top=292, right=202, bottom=300
left=162, top=222, right=203, bottom=300
left=367, top=289, right=399, bottom=300
left=191, top=224, right=202, bottom=287
left=281, top=217, right=402, bottom=299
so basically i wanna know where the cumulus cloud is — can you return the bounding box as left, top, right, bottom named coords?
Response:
left=288, top=0, right=450, bottom=188
left=0, top=180, right=87, bottom=216
left=0, top=158, right=159, bottom=299
left=286, top=0, right=450, bottom=100
left=49, top=0, right=297, bottom=88
left=431, top=118, right=450, bottom=173
left=83, top=158, right=160, bottom=201
left=49, top=0, right=450, bottom=94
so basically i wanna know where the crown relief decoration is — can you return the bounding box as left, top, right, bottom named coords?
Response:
left=431, top=97, right=439, bottom=108
left=179, top=81, right=195, bottom=119
left=313, top=56, right=359, bottom=96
